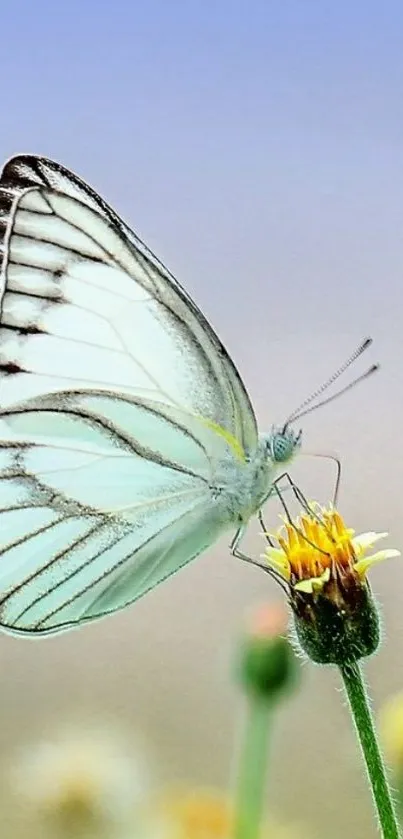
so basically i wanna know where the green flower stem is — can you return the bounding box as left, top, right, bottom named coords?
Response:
left=396, top=770, right=403, bottom=820
left=340, top=661, right=401, bottom=839
left=234, top=697, right=271, bottom=839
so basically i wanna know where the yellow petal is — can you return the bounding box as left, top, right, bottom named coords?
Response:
left=262, top=549, right=290, bottom=580
left=352, top=531, right=388, bottom=556
left=294, top=567, right=330, bottom=593
left=354, top=549, right=400, bottom=578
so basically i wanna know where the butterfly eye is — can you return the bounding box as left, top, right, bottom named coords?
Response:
left=271, top=431, right=300, bottom=464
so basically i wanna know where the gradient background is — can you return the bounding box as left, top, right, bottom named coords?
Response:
left=1, top=3, right=403, bottom=837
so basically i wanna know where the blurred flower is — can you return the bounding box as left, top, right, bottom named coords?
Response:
left=12, top=725, right=148, bottom=838
left=379, top=691, right=403, bottom=771
left=237, top=603, right=298, bottom=699
left=162, top=786, right=231, bottom=839
left=249, top=602, right=288, bottom=638
left=160, top=785, right=304, bottom=839
left=263, top=504, right=399, bottom=665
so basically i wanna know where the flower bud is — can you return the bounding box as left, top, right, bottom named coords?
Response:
left=237, top=604, right=298, bottom=700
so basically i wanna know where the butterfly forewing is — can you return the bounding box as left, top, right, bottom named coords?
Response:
left=0, top=156, right=257, bottom=451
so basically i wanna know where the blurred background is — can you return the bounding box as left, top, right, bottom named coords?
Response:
left=1, top=2, right=403, bottom=837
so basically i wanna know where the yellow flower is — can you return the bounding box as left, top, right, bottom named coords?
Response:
left=263, top=503, right=399, bottom=665
left=159, top=786, right=303, bottom=839
left=264, top=504, right=399, bottom=595
left=161, top=787, right=231, bottom=839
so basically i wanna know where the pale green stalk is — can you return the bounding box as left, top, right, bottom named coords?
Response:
left=340, top=661, right=401, bottom=839
left=234, top=697, right=271, bottom=839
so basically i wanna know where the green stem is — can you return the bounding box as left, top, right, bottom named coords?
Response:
left=396, top=770, right=403, bottom=820
left=234, top=697, right=271, bottom=839
left=340, top=661, right=401, bottom=839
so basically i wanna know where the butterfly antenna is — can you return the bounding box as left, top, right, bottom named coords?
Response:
left=284, top=338, right=375, bottom=426
left=291, top=364, right=379, bottom=422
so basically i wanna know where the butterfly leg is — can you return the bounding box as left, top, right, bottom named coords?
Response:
left=271, top=472, right=331, bottom=527
left=230, top=524, right=289, bottom=591
left=231, top=474, right=305, bottom=566
left=230, top=525, right=271, bottom=571
left=271, top=471, right=311, bottom=510
left=257, top=473, right=305, bottom=545
left=230, top=525, right=256, bottom=564
left=258, top=510, right=275, bottom=547
left=269, top=473, right=330, bottom=554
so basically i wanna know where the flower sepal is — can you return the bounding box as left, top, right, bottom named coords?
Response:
left=291, top=568, right=380, bottom=665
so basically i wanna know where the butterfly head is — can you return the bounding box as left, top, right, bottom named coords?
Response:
left=267, top=425, right=302, bottom=464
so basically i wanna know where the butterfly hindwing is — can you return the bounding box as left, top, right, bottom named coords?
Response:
left=0, top=392, right=233, bottom=635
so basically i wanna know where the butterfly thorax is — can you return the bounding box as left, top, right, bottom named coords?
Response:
left=212, top=429, right=300, bottom=525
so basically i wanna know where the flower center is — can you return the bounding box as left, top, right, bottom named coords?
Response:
left=278, top=509, right=356, bottom=583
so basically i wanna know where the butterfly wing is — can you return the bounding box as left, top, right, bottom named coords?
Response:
left=0, top=157, right=260, bottom=635
left=0, top=155, right=257, bottom=454
left=0, top=391, right=236, bottom=635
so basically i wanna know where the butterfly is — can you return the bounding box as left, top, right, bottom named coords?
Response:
left=0, top=155, right=373, bottom=637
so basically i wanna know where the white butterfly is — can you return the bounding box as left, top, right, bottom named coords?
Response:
left=0, top=156, right=371, bottom=637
